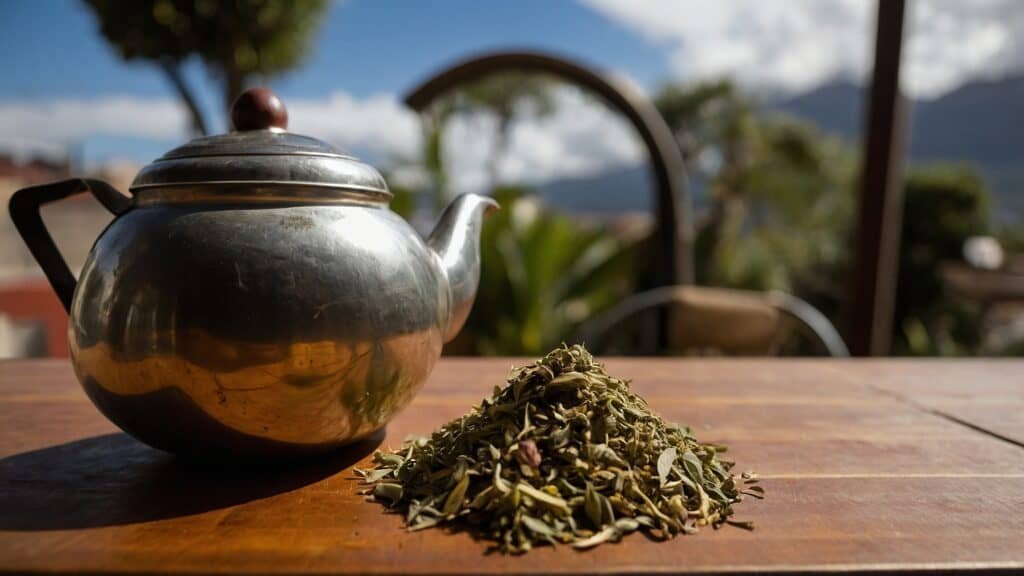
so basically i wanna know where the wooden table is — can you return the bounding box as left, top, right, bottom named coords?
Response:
left=2, top=358, right=1023, bottom=575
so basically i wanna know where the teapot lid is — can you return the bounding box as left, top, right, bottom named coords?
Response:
left=130, top=88, right=390, bottom=201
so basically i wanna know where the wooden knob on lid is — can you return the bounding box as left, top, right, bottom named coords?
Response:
left=231, top=87, right=288, bottom=131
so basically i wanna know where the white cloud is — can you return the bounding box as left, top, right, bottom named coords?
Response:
left=0, top=97, right=189, bottom=159
left=581, top=0, right=871, bottom=93
left=0, top=86, right=646, bottom=190
left=903, top=0, right=1023, bottom=96
left=581, top=0, right=1024, bottom=97
left=443, top=86, right=645, bottom=194
left=3, top=2, right=1020, bottom=177
left=288, top=92, right=420, bottom=160
left=0, top=92, right=420, bottom=162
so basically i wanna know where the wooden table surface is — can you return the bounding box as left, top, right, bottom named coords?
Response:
left=2, top=358, right=1023, bottom=575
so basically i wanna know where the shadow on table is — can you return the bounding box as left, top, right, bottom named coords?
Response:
left=0, top=430, right=383, bottom=531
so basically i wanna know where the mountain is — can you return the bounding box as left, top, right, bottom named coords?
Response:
left=911, top=76, right=1024, bottom=166
left=772, top=78, right=864, bottom=138
left=773, top=75, right=1024, bottom=220
left=538, top=165, right=651, bottom=214
left=537, top=165, right=708, bottom=217
left=537, top=75, right=1024, bottom=222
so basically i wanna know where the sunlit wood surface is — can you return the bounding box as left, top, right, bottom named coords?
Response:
left=2, top=358, right=1023, bottom=575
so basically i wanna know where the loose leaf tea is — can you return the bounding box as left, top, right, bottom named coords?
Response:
left=356, top=344, right=757, bottom=553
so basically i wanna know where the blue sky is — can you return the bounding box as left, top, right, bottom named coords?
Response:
left=0, top=1, right=666, bottom=117
left=0, top=0, right=670, bottom=170
left=0, top=0, right=1019, bottom=187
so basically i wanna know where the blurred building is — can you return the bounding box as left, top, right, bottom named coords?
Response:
left=0, top=154, right=135, bottom=357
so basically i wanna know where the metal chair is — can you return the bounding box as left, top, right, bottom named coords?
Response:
left=574, top=285, right=849, bottom=356
left=407, top=50, right=847, bottom=357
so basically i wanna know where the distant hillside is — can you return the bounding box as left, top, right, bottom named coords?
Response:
left=773, top=75, right=1024, bottom=221
left=537, top=165, right=650, bottom=214
left=771, top=79, right=864, bottom=138
left=536, top=75, right=1024, bottom=222
left=537, top=165, right=708, bottom=216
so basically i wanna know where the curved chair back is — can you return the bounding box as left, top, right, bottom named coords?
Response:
left=575, top=286, right=849, bottom=357
left=404, top=50, right=694, bottom=288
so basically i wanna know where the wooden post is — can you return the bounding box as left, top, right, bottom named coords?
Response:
left=850, top=0, right=909, bottom=356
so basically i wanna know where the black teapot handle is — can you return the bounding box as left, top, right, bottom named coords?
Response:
left=8, top=178, right=132, bottom=312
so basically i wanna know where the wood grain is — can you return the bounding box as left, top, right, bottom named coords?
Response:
left=845, top=360, right=1024, bottom=447
left=1, top=358, right=1023, bottom=575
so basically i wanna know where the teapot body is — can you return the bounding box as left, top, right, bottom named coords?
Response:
left=8, top=87, right=496, bottom=456
left=70, top=198, right=448, bottom=455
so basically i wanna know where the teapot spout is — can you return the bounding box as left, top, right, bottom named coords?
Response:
left=428, top=193, right=499, bottom=342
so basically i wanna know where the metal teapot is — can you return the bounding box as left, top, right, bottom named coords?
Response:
left=9, top=88, right=497, bottom=456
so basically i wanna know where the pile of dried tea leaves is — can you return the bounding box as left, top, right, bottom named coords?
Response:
left=356, top=344, right=760, bottom=553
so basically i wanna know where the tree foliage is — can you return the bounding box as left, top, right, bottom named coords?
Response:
left=655, top=80, right=757, bottom=177
left=414, top=75, right=629, bottom=355
left=656, top=80, right=1006, bottom=355
left=83, top=0, right=328, bottom=134
left=894, top=165, right=990, bottom=355
left=655, top=80, right=856, bottom=306
left=453, top=186, right=638, bottom=355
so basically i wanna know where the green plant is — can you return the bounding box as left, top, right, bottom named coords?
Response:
left=715, top=119, right=856, bottom=295
left=420, top=76, right=1000, bottom=357
left=656, top=80, right=857, bottom=315
left=656, top=80, right=759, bottom=285
left=892, top=165, right=991, bottom=355
left=454, top=187, right=639, bottom=355
left=411, top=74, right=630, bottom=355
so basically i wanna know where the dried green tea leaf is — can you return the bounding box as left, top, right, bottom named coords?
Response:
left=657, top=447, right=677, bottom=487
left=359, top=468, right=393, bottom=483
left=357, top=344, right=756, bottom=554
left=572, top=526, right=619, bottom=549
left=741, top=485, right=766, bottom=500
left=372, top=483, right=403, bottom=504
left=635, top=514, right=657, bottom=528
left=584, top=483, right=602, bottom=528
left=614, top=517, right=640, bottom=533
left=408, top=516, right=441, bottom=532
left=376, top=453, right=404, bottom=468
left=520, top=514, right=557, bottom=538
left=517, top=481, right=571, bottom=516
left=588, top=443, right=628, bottom=468
left=443, top=473, right=470, bottom=516
left=682, top=450, right=704, bottom=484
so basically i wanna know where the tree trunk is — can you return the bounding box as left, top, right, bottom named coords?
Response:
left=159, top=58, right=209, bottom=136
